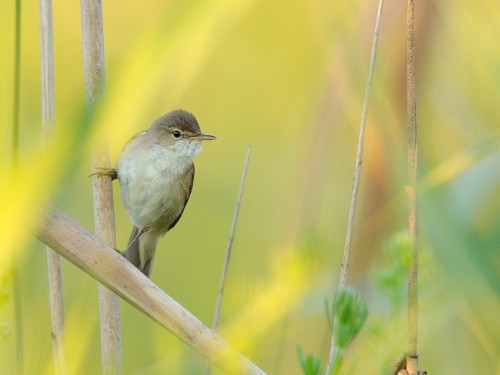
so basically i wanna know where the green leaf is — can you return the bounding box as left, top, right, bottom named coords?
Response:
left=297, top=346, right=324, bottom=375
left=332, top=286, right=368, bottom=349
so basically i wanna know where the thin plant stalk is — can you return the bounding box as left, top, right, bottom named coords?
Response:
left=12, top=0, right=24, bottom=373
left=92, top=147, right=122, bottom=375
left=80, top=0, right=123, bottom=373
left=40, top=0, right=69, bottom=373
left=35, top=208, right=267, bottom=375
left=213, top=146, right=251, bottom=330
left=325, top=1, right=384, bottom=374
left=207, top=146, right=252, bottom=375
left=406, top=0, right=419, bottom=373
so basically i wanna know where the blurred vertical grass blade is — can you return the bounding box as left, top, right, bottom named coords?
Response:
left=326, top=0, right=384, bottom=373
left=34, top=208, right=267, bottom=375
left=406, top=0, right=419, bottom=373
left=80, top=0, right=123, bottom=373
left=40, top=0, right=69, bottom=372
left=12, top=0, right=24, bottom=373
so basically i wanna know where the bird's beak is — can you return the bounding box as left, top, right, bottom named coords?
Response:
left=191, top=133, right=217, bottom=141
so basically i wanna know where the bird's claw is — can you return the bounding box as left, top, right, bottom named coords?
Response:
left=90, top=167, right=118, bottom=180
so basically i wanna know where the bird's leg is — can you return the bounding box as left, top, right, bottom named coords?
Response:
left=90, top=167, right=118, bottom=180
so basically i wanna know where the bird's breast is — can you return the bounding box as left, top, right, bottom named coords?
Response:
left=117, top=142, right=193, bottom=230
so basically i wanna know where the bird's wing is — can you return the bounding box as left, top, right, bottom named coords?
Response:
left=167, top=162, right=195, bottom=231
left=122, top=130, right=147, bottom=150
left=122, top=162, right=195, bottom=278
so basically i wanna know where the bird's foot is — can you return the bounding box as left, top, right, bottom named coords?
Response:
left=90, top=167, right=118, bottom=180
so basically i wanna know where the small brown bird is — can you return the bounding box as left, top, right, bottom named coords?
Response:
left=99, top=110, right=215, bottom=276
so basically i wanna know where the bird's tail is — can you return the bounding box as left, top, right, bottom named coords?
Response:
left=123, top=226, right=141, bottom=268
left=123, top=226, right=156, bottom=277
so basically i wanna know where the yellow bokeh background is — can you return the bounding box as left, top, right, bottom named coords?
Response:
left=1, top=0, right=499, bottom=374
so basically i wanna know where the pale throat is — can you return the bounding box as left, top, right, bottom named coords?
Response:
left=169, top=139, right=203, bottom=159
left=150, top=139, right=200, bottom=177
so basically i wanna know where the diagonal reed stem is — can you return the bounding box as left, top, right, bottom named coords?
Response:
left=325, top=1, right=385, bottom=374
left=35, top=208, right=267, bottom=375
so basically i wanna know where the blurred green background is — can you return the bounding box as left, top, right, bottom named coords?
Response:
left=1, top=0, right=499, bottom=374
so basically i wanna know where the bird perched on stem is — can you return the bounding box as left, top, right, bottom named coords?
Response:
left=96, top=109, right=216, bottom=276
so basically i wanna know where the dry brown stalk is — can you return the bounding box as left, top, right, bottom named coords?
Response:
left=80, top=0, right=123, bottom=372
left=40, top=0, right=69, bottom=372
left=325, top=1, right=385, bottom=373
left=207, top=146, right=252, bottom=375
left=35, top=208, right=267, bottom=375
left=406, top=0, right=420, bottom=373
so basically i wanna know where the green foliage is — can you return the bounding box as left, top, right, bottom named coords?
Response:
left=297, top=347, right=324, bottom=375
left=300, top=287, right=368, bottom=375
left=373, top=232, right=412, bottom=311
left=328, top=286, right=368, bottom=350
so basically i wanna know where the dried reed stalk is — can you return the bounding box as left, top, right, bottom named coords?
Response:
left=325, top=1, right=384, bottom=373
left=80, top=0, right=122, bottom=373
left=406, top=0, right=419, bottom=373
left=207, top=146, right=252, bottom=375
left=40, top=0, right=69, bottom=373
left=35, top=208, right=267, bottom=375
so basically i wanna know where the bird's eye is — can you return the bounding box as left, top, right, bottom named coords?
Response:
left=172, top=130, right=182, bottom=138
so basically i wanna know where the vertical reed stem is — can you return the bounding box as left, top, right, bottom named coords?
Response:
left=406, top=0, right=419, bottom=373
left=80, top=1, right=123, bottom=373
left=40, top=0, right=69, bottom=373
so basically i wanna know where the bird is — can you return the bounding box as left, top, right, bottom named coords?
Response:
left=96, top=109, right=215, bottom=276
